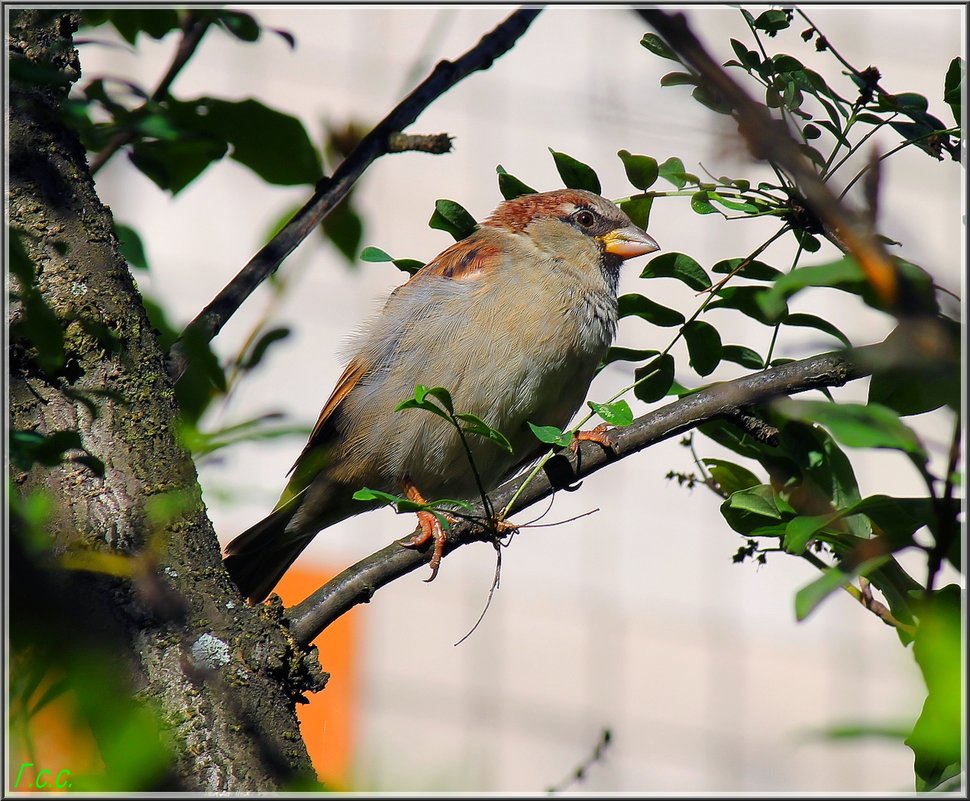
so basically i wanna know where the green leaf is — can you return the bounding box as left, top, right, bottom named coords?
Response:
left=237, top=327, right=290, bottom=371
left=728, top=484, right=784, bottom=519
left=130, top=137, right=228, bottom=194
left=660, top=71, right=697, bottom=88
left=209, top=10, right=261, bottom=42
left=86, top=9, right=180, bottom=44
left=719, top=484, right=794, bottom=538
left=658, top=156, right=689, bottom=189
left=173, top=324, right=228, bottom=423
left=868, top=322, right=960, bottom=415
left=396, top=385, right=456, bottom=421
left=619, top=196, right=654, bottom=230
left=783, top=514, right=834, bottom=554
left=711, top=257, right=781, bottom=282
left=496, top=165, right=536, bottom=199
left=10, top=429, right=104, bottom=477
left=322, top=197, right=363, bottom=264
left=9, top=233, right=66, bottom=375
left=113, top=223, right=148, bottom=271
left=187, top=97, right=322, bottom=185
left=707, top=285, right=787, bottom=325
left=359, top=246, right=423, bottom=275
left=682, top=320, right=722, bottom=376
left=709, top=194, right=760, bottom=214
left=392, top=259, right=424, bottom=275
left=617, top=150, right=659, bottom=190
left=183, top=415, right=309, bottom=457
left=754, top=9, right=791, bottom=35
left=943, top=57, right=963, bottom=126
left=639, top=252, right=711, bottom=290
left=794, top=555, right=888, bottom=621
left=360, top=246, right=393, bottom=262
left=729, top=38, right=760, bottom=70
left=845, top=495, right=933, bottom=549
left=773, top=399, right=926, bottom=458
left=703, top=458, right=761, bottom=496
left=690, top=191, right=718, bottom=215
left=549, top=149, right=601, bottom=193
left=419, top=385, right=454, bottom=414
left=640, top=33, right=679, bottom=61
left=11, top=430, right=82, bottom=470
left=352, top=487, right=422, bottom=512
left=527, top=421, right=573, bottom=448
left=633, top=354, right=675, bottom=402
left=781, top=313, right=851, bottom=347
left=601, top=347, right=659, bottom=368
left=429, top=199, right=477, bottom=241
left=455, top=413, right=513, bottom=454
left=8, top=54, right=73, bottom=90
left=618, top=294, right=685, bottom=327
left=761, top=255, right=939, bottom=316
left=692, top=85, right=733, bottom=115
left=792, top=228, right=821, bottom=253
left=907, top=586, right=962, bottom=791
left=721, top=344, right=764, bottom=369
left=587, top=400, right=633, bottom=427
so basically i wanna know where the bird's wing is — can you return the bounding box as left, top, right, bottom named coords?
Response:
left=414, top=237, right=503, bottom=281
left=284, top=230, right=504, bottom=484
left=287, top=356, right=368, bottom=477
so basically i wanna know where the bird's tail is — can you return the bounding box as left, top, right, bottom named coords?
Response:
left=222, top=500, right=312, bottom=604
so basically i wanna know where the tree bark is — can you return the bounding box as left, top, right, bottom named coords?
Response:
left=8, top=10, right=322, bottom=791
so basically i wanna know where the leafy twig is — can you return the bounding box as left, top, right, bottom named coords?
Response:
left=89, top=11, right=212, bottom=174
left=637, top=8, right=907, bottom=312
left=286, top=345, right=877, bottom=646
left=547, top=728, right=613, bottom=793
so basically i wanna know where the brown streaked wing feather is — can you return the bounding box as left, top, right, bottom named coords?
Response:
left=414, top=236, right=503, bottom=281
left=288, top=356, right=367, bottom=476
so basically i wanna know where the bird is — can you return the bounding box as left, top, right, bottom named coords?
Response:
left=223, top=188, right=659, bottom=602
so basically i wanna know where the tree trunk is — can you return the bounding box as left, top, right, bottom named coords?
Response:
left=8, top=10, right=323, bottom=791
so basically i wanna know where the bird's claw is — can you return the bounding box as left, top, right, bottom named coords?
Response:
left=402, top=509, right=449, bottom=582
left=571, top=422, right=615, bottom=452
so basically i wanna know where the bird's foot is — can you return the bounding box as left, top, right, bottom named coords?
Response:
left=400, top=479, right=454, bottom=582
left=570, top=422, right=615, bottom=452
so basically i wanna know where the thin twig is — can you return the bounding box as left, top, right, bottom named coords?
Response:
left=926, top=413, right=963, bottom=593
left=89, top=12, right=212, bottom=175
left=286, top=345, right=879, bottom=646
left=166, top=8, right=542, bottom=381
left=453, top=540, right=502, bottom=647
left=636, top=9, right=906, bottom=312
left=547, top=728, right=613, bottom=793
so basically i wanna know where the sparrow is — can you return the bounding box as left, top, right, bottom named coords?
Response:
left=223, top=188, right=659, bottom=602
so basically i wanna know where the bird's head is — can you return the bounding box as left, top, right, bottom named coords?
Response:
left=483, top=188, right=659, bottom=287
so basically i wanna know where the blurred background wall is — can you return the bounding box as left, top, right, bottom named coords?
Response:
left=78, top=4, right=963, bottom=792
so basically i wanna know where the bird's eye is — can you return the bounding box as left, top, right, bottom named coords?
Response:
left=573, top=210, right=596, bottom=228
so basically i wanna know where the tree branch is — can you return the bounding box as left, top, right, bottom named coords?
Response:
left=166, top=7, right=542, bottom=381
left=388, top=131, right=454, bottom=154
left=286, top=345, right=878, bottom=647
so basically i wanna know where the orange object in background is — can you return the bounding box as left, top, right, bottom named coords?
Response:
left=9, top=565, right=358, bottom=793
left=8, top=670, right=102, bottom=794
left=274, top=564, right=360, bottom=790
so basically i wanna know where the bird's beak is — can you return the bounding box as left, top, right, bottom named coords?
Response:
left=600, top=226, right=660, bottom=260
